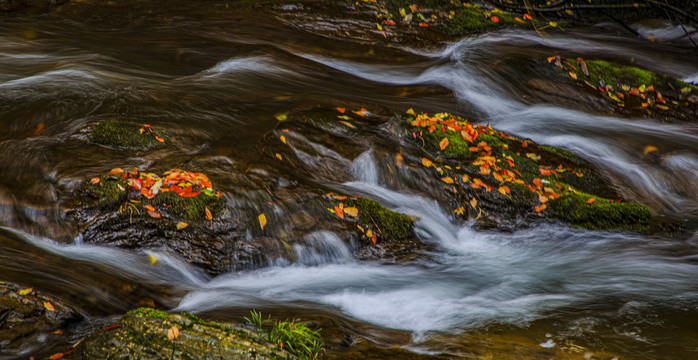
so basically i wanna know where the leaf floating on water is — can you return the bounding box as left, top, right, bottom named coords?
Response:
left=167, top=325, right=180, bottom=341
left=643, top=145, right=658, bottom=154
left=18, top=288, right=33, bottom=295
left=205, top=206, right=213, bottom=221
left=176, top=222, right=188, bottom=230
left=274, top=113, right=287, bottom=121
left=344, top=207, right=358, bottom=217
left=258, top=213, right=267, bottom=230
left=586, top=197, right=596, bottom=204
left=333, top=206, right=344, bottom=219
left=439, top=137, right=449, bottom=151
left=280, top=135, right=286, bottom=144
left=421, top=158, right=433, bottom=167
left=148, top=255, right=158, bottom=265
left=90, top=177, right=101, bottom=184
left=44, top=301, right=55, bottom=311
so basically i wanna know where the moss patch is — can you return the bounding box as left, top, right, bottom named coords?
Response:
left=326, top=194, right=414, bottom=243
left=548, top=192, right=655, bottom=233
left=89, top=121, right=170, bottom=150
left=77, top=307, right=297, bottom=359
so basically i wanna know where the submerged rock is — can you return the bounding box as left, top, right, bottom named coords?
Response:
left=75, top=307, right=297, bottom=359
left=0, top=281, right=84, bottom=356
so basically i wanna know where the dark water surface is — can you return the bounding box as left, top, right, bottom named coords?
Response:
left=1, top=0, right=698, bottom=359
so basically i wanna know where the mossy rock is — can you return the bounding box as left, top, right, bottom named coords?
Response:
left=75, top=307, right=297, bottom=359
left=327, top=194, right=414, bottom=243
left=403, top=111, right=664, bottom=233
left=89, top=121, right=171, bottom=150
left=547, top=192, right=655, bottom=233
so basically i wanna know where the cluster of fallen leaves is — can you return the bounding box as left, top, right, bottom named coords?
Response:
left=550, top=56, right=697, bottom=111
left=138, top=123, right=166, bottom=143
left=90, top=167, right=221, bottom=225
left=324, top=193, right=377, bottom=244
left=403, top=110, right=607, bottom=216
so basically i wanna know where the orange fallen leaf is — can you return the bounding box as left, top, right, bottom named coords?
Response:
left=421, top=158, right=433, bottom=167
left=532, top=178, right=543, bottom=188
left=569, top=72, right=577, bottom=80
left=371, top=233, right=377, bottom=245
left=441, top=177, right=454, bottom=184
left=333, top=195, right=348, bottom=200
left=155, top=136, right=165, bottom=142
left=334, top=206, right=344, bottom=219
left=410, top=4, right=417, bottom=12
left=143, top=205, right=156, bottom=212
left=514, top=17, right=524, bottom=23
left=524, top=13, right=532, bottom=20
left=419, top=22, right=428, bottom=27
left=470, top=198, right=477, bottom=208
left=498, top=186, right=511, bottom=195
left=539, top=194, right=548, bottom=203
left=539, top=168, right=552, bottom=176
left=258, top=213, right=267, bottom=230
left=44, top=301, right=55, bottom=311
left=49, top=353, right=63, bottom=360
left=336, top=107, right=346, bottom=113
left=395, top=153, right=404, bottom=168
left=490, top=16, right=499, bottom=23
left=586, top=197, right=596, bottom=204
left=344, top=207, right=359, bottom=217
left=643, top=145, right=658, bottom=154
left=109, top=168, right=124, bottom=174
left=147, top=209, right=161, bottom=219
left=383, top=19, right=395, bottom=26
left=205, top=206, right=212, bottom=221
left=535, top=203, right=547, bottom=213
left=90, top=177, right=101, bottom=184
left=275, top=153, right=283, bottom=160
left=439, top=137, right=449, bottom=151
left=167, top=325, right=180, bottom=340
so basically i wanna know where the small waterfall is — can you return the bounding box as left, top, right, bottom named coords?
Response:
left=294, top=231, right=354, bottom=266
left=351, top=150, right=379, bottom=185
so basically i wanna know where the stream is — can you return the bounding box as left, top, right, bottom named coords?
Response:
left=1, top=0, right=697, bottom=359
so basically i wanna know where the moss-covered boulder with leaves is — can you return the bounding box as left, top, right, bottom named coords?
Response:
left=402, top=110, right=662, bottom=233
left=75, top=307, right=298, bottom=360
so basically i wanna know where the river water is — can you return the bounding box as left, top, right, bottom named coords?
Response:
left=1, top=0, right=697, bottom=359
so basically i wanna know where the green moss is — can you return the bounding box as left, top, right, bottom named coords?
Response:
left=351, top=197, right=413, bottom=241
left=547, top=192, right=655, bottom=232
left=89, top=121, right=170, bottom=150
left=537, top=145, right=584, bottom=166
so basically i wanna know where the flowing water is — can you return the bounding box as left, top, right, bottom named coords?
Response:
left=1, top=1, right=698, bottom=359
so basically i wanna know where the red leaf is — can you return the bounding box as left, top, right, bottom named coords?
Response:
left=334, top=205, right=344, bottom=219
left=490, top=16, right=500, bottom=23
left=106, top=325, right=122, bottom=331
left=383, top=19, right=395, bottom=26
left=336, top=107, right=345, bottom=113
left=128, top=178, right=142, bottom=190
left=539, top=168, right=552, bottom=176
left=179, top=192, right=199, bottom=197
left=419, top=22, right=428, bottom=27
left=532, top=178, right=543, bottom=188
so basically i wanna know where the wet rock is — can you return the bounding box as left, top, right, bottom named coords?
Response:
left=0, top=281, right=83, bottom=356
left=74, top=307, right=298, bottom=359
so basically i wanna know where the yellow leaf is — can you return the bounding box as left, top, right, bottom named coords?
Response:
left=539, top=194, right=548, bottom=203
left=344, top=207, right=359, bottom=217
left=395, top=153, right=404, bottom=168
left=569, top=72, right=577, bottom=80
left=406, top=108, right=416, bottom=115
left=498, top=186, right=511, bottom=195
left=176, top=222, right=188, bottom=230
left=462, top=174, right=470, bottom=183
left=366, top=229, right=373, bottom=238
left=643, top=145, right=658, bottom=154
left=441, top=177, right=454, bottom=184
left=44, top=301, right=55, bottom=311
left=421, top=158, right=432, bottom=167
left=274, top=113, right=287, bottom=121
left=148, top=255, right=158, bottom=265
left=280, top=135, right=286, bottom=144
left=205, top=206, right=213, bottom=221
left=454, top=207, right=465, bottom=215
left=470, top=198, right=477, bottom=208
left=259, top=213, right=267, bottom=230
left=18, top=288, right=33, bottom=295
left=167, top=325, right=180, bottom=340
left=275, top=153, right=283, bottom=160
left=439, top=137, right=449, bottom=151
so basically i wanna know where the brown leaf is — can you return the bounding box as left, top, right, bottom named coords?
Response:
left=439, top=137, right=449, bottom=151
left=469, top=198, right=477, bottom=209
left=576, top=57, right=589, bottom=76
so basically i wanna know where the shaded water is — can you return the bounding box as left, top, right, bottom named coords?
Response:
left=1, top=0, right=698, bottom=358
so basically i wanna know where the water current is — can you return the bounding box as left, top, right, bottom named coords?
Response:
left=1, top=1, right=697, bottom=358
